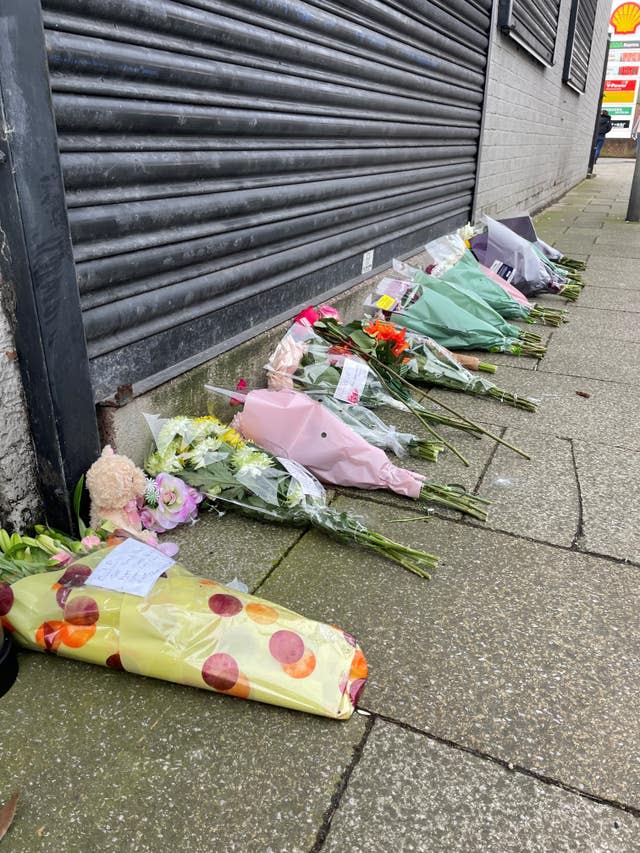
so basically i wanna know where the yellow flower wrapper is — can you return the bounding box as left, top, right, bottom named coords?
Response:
left=1, top=544, right=367, bottom=720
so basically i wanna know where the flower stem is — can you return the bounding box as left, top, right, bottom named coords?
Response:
left=528, top=306, right=567, bottom=327
left=419, top=483, right=489, bottom=522
left=487, top=387, right=538, bottom=412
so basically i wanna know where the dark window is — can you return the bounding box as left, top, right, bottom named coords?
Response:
left=498, top=0, right=562, bottom=65
left=563, top=0, right=600, bottom=92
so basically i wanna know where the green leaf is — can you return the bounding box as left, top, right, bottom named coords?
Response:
left=72, top=476, right=87, bottom=537
left=348, top=329, right=375, bottom=352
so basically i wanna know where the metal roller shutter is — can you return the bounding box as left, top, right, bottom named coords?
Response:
left=563, top=0, right=600, bottom=93
left=41, top=0, right=492, bottom=400
left=499, top=0, right=561, bottom=66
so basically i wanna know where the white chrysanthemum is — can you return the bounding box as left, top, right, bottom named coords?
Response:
left=183, top=437, right=223, bottom=469
left=145, top=448, right=184, bottom=477
left=156, top=417, right=197, bottom=454
left=231, top=446, right=274, bottom=473
left=285, top=481, right=305, bottom=507
left=192, top=418, right=226, bottom=442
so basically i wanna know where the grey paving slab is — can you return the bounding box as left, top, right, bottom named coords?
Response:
left=324, top=721, right=640, bottom=853
left=574, top=440, right=640, bottom=563
left=576, top=285, right=640, bottom=313
left=551, top=239, right=600, bottom=255
left=261, top=502, right=640, bottom=806
left=581, top=258, right=640, bottom=290
left=169, top=503, right=304, bottom=591
left=583, top=243, right=640, bottom=260
left=595, top=232, right=640, bottom=248
left=425, top=365, right=640, bottom=450
left=479, top=427, right=579, bottom=546
left=538, top=335, right=640, bottom=386
left=550, top=305, right=640, bottom=343
left=0, top=652, right=366, bottom=853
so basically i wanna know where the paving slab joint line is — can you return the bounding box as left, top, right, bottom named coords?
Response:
left=359, top=709, right=640, bottom=820
left=534, top=330, right=553, bottom=372
left=568, top=437, right=585, bottom=551
left=431, top=511, right=640, bottom=571
left=309, top=714, right=375, bottom=852
left=471, top=425, right=506, bottom=500
left=250, top=527, right=310, bottom=596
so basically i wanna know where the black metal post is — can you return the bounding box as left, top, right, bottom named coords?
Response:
left=626, top=137, right=640, bottom=221
left=588, top=34, right=611, bottom=176
left=0, top=0, right=100, bottom=531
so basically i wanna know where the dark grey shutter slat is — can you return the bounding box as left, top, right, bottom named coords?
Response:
left=499, top=0, right=561, bottom=65
left=563, top=0, right=599, bottom=93
left=41, top=0, right=492, bottom=399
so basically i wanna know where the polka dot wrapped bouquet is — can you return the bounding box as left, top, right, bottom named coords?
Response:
left=0, top=544, right=367, bottom=720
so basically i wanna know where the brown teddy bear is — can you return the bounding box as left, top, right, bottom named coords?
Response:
left=85, top=445, right=150, bottom=539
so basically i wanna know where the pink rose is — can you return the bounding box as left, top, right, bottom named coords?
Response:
left=141, top=474, right=203, bottom=533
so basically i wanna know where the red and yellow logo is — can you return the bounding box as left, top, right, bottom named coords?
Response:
left=611, top=2, right=640, bottom=35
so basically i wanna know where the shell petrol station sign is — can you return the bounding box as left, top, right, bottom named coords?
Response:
left=605, top=2, right=640, bottom=136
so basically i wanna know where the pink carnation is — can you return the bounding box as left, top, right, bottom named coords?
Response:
left=294, top=306, right=320, bottom=326
left=318, top=305, right=341, bottom=320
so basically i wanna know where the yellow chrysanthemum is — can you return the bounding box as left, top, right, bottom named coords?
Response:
left=221, top=427, right=246, bottom=449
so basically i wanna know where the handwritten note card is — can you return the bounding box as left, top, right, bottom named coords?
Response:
left=88, top=538, right=175, bottom=598
left=334, top=357, right=370, bottom=404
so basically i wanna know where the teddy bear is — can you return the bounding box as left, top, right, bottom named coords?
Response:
left=85, top=445, right=151, bottom=539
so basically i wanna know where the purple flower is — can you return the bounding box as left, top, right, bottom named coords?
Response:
left=140, top=473, right=203, bottom=533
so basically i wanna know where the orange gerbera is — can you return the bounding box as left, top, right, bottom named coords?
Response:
left=364, top=319, right=409, bottom=357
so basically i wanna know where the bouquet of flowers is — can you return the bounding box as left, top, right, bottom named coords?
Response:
left=395, top=329, right=538, bottom=412
left=413, top=270, right=547, bottom=357
left=374, top=275, right=543, bottom=358
left=0, top=538, right=367, bottom=720
left=434, top=249, right=567, bottom=328
left=145, top=415, right=439, bottom=578
left=210, top=385, right=444, bottom=463
left=229, top=388, right=490, bottom=520
left=499, top=214, right=586, bottom=271
left=297, top=309, right=531, bottom=461
left=469, top=217, right=582, bottom=301
left=266, top=322, right=483, bottom=444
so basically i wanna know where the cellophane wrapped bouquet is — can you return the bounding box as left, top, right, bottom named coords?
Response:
left=145, top=414, right=439, bottom=578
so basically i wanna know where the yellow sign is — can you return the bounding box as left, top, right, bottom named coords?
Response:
left=375, top=294, right=396, bottom=310
left=604, top=89, right=636, bottom=102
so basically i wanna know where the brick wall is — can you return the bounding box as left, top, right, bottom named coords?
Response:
left=475, top=0, right=612, bottom=217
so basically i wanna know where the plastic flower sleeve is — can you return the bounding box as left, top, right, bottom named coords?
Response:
left=498, top=214, right=564, bottom=261
left=482, top=216, right=564, bottom=297
left=2, top=546, right=367, bottom=720
left=233, top=389, right=424, bottom=499
left=435, top=252, right=531, bottom=321
left=389, top=281, right=523, bottom=354
left=232, top=389, right=489, bottom=520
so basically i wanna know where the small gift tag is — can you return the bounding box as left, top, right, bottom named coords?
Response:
left=375, top=293, right=397, bottom=311
left=490, top=259, right=515, bottom=282
left=334, top=357, right=370, bottom=404
left=277, top=457, right=325, bottom=499
left=88, top=538, right=175, bottom=597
